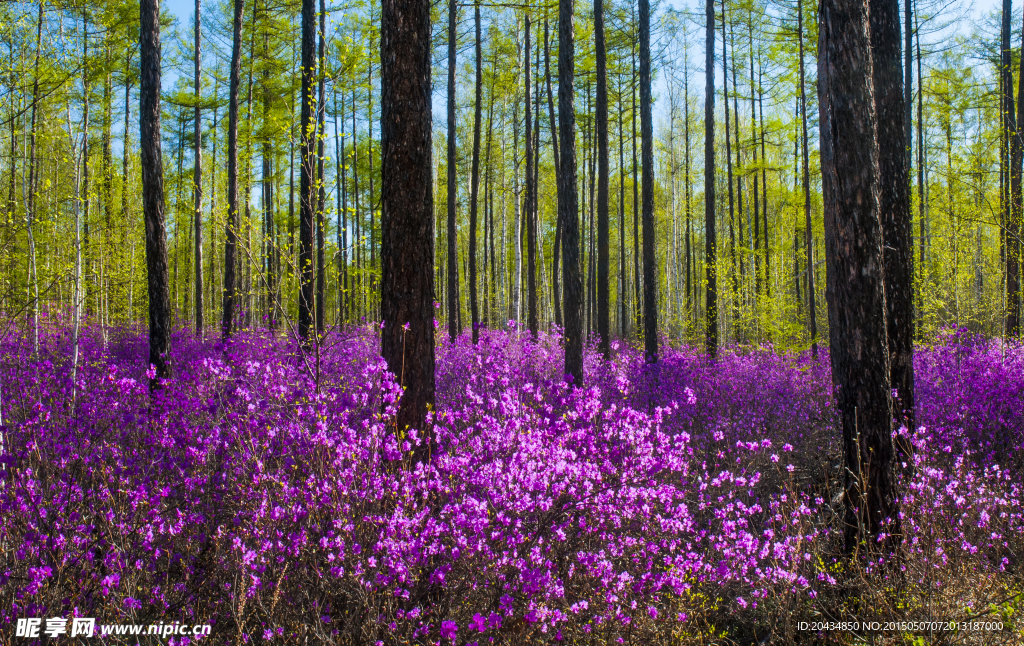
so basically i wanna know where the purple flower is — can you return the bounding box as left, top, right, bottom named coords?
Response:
left=440, top=620, right=457, bottom=641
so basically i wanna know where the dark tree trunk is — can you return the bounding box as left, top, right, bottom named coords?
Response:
left=818, top=0, right=900, bottom=554
left=631, top=46, right=641, bottom=336
left=140, top=0, right=172, bottom=382
left=559, top=0, right=582, bottom=384
left=545, top=20, right=562, bottom=328
left=722, top=4, right=736, bottom=340
left=916, top=20, right=925, bottom=335
left=1007, top=0, right=1022, bottom=339
left=194, top=0, right=204, bottom=335
left=619, top=77, right=627, bottom=337
left=798, top=0, right=817, bottom=356
left=904, top=0, right=912, bottom=174
left=705, top=0, right=717, bottom=357
left=484, top=71, right=495, bottom=328
left=446, top=0, right=459, bottom=341
left=223, top=0, right=245, bottom=341
left=469, top=1, right=483, bottom=343
left=525, top=17, right=538, bottom=338
left=750, top=20, right=760, bottom=299
left=263, top=29, right=276, bottom=331
left=381, top=0, right=436, bottom=440
left=351, top=89, right=360, bottom=321
left=760, top=61, right=769, bottom=298
left=336, top=89, right=347, bottom=326
left=684, top=61, right=692, bottom=322
left=870, top=0, right=915, bottom=434
left=298, top=0, right=315, bottom=344
left=596, top=0, right=610, bottom=359
left=639, top=0, right=656, bottom=361
left=316, top=0, right=327, bottom=336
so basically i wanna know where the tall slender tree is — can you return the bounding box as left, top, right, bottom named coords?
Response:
left=223, top=0, right=245, bottom=341
left=380, top=0, right=435, bottom=442
left=140, top=0, right=172, bottom=382
left=525, top=17, right=538, bottom=337
left=560, top=0, right=582, bottom=384
left=798, top=0, right=817, bottom=356
left=870, top=0, right=914, bottom=433
left=705, top=0, right=718, bottom=357
left=194, top=0, right=204, bottom=334
left=446, top=0, right=459, bottom=341
left=298, top=0, right=316, bottom=344
left=316, top=0, right=327, bottom=336
left=818, top=0, right=899, bottom=553
left=1007, top=0, right=1022, bottom=339
left=595, top=0, right=610, bottom=359
left=640, top=0, right=656, bottom=361
left=469, top=0, right=483, bottom=343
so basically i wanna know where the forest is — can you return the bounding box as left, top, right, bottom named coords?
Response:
left=0, top=0, right=1023, bottom=640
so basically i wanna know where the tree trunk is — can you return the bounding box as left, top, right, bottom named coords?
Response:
left=316, top=0, right=327, bottom=336
left=469, top=1, right=483, bottom=343
left=559, top=0, right=582, bottom=384
left=640, top=0, right=656, bottom=361
left=446, top=0, right=459, bottom=341
left=798, top=0, right=817, bottom=356
left=140, top=0, right=173, bottom=382
left=596, top=0, right=610, bottom=359
left=818, top=0, right=899, bottom=554
left=1007, top=0, right=1022, bottom=339
left=194, top=0, right=204, bottom=335
left=336, top=89, right=347, bottom=326
left=721, top=5, right=736, bottom=341
left=263, top=27, right=276, bottom=330
left=870, top=0, right=915, bottom=434
left=223, top=0, right=245, bottom=341
left=705, top=0, right=717, bottom=357
left=545, top=20, right=562, bottom=329
left=381, top=0, right=436, bottom=442
left=760, top=59, right=769, bottom=299
left=298, top=0, right=315, bottom=344
left=525, top=17, right=538, bottom=337
left=631, top=44, right=641, bottom=336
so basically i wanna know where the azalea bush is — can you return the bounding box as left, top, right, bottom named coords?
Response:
left=0, top=323, right=1022, bottom=644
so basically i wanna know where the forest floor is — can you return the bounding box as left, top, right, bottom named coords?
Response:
left=0, top=321, right=1022, bottom=645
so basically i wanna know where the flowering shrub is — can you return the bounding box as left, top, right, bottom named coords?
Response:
left=0, top=324, right=1021, bottom=644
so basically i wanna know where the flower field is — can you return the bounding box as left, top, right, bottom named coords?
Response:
left=1, top=324, right=1022, bottom=644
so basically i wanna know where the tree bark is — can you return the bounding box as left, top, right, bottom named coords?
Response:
left=140, top=0, right=173, bottom=382
left=525, top=17, right=538, bottom=338
left=381, top=0, right=436, bottom=440
left=194, top=0, right=204, bottom=335
left=469, top=1, right=483, bottom=343
left=1007, top=0, right=1022, bottom=339
left=596, top=0, right=610, bottom=359
left=798, top=0, right=817, bottom=356
left=639, top=0, right=656, bottom=361
left=870, top=0, right=915, bottom=434
left=545, top=20, right=562, bottom=328
left=446, top=0, right=459, bottom=341
left=223, top=0, right=245, bottom=341
left=818, top=0, right=899, bottom=554
left=560, top=0, right=582, bottom=384
left=705, top=0, right=718, bottom=357
left=336, top=89, right=347, bottom=326
left=316, top=0, right=327, bottom=335
left=298, top=0, right=315, bottom=344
